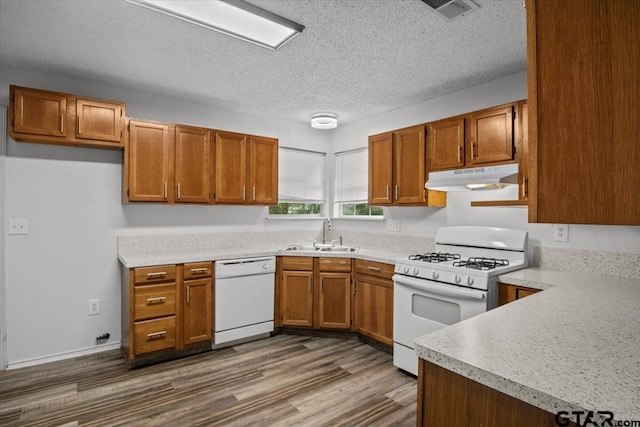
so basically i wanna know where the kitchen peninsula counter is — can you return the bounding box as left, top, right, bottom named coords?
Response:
left=414, top=268, right=640, bottom=424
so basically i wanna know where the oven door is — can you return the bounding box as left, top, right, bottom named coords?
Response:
left=392, top=274, right=488, bottom=374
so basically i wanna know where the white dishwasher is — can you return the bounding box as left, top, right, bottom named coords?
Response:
left=213, top=256, right=276, bottom=348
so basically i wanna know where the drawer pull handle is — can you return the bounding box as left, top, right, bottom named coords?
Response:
left=190, top=268, right=208, bottom=273
left=146, top=272, right=166, bottom=278
left=367, top=266, right=381, bottom=272
left=146, top=297, right=166, bottom=304
left=147, top=331, right=166, bottom=339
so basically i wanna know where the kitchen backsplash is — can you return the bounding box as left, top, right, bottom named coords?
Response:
left=118, top=230, right=639, bottom=279
left=328, top=229, right=435, bottom=254
left=118, top=230, right=322, bottom=254
left=534, top=247, right=640, bottom=279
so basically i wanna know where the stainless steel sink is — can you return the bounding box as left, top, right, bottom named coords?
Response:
left=318, top=246, right=358, bottom=252
left=280, top=244, right=359, bottom=253
left=281, top=245, right=318, bottom=251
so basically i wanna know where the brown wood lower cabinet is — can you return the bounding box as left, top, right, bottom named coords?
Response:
left=317, top=272, right=351, bottom=329
left=352, top=259, right=394, bottom=347
left=281, top=269, right=314, bottom=327
left=122, top=262, right=213, bottom=367
left=279, top=256, right=353, bottom=331
left=417, top=360, right=577, bottom=427
left=498, top=282, right=541, bottom=306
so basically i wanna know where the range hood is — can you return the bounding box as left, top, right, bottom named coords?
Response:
left=425, top=163, right=519, bottom=192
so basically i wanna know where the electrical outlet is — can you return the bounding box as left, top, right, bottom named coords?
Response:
left=89, top=299, right=100, bottom=316
left=8, top=218, right=29, bottom=235
left=387, top=219, right=401, bottom=232
left=553, top=224, right=569, bottom=242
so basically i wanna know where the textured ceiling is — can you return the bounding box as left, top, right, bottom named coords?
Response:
left=0, top=0, right=526, bottom=126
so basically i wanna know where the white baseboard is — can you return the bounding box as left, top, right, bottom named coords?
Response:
left=6, top=342, right=122, bottom=370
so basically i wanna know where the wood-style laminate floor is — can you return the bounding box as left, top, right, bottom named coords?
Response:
left=0, top=335, right=417, bottom=426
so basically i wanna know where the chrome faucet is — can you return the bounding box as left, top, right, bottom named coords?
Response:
left=322, top=217, right=332, bottom=244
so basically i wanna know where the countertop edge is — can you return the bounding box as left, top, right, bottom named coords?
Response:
left=418, top=347, right=586, bottom=419
left=118, top=246, right=405, bottom=268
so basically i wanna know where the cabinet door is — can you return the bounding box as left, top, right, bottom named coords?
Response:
left=13, top=86, right=67, bottom=137
left=368, top=132, right=394, bottom=205
left=215, top=131, right=247, bottom=203
left=317, top=272, right=351, bottom=330
left=281, top=271, right=314, bottom=327
left=76, top=98, right=123, bottom=143
left=394, top=125, right=426, bottom=204
left=467, top=105, right=514, bottom=166
left=429, top=117, right=465, bottom=171
left=248, top=136, right=278, bottom=204
left=353, top=277, right=393, bottom=346
left=127, top=120, right=172, bottom=202
left=183, top=278, right=213, bottom=346
left=175, top=125, right=211, bottom=204
left=527, top=0, right=639, bottom=225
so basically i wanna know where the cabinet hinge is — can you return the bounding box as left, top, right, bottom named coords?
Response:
left=127, top=189, right=130, bottom=197
left=513, top=146, right=517, bottom=156
left=11, top=118, right=14, bottom=128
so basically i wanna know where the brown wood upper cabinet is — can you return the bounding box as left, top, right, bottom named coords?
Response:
left=526, top=0, right=640, bottom=225
left=369, top=125, right=446, bottom=206
left=126, top=121, right=217, bottom=205
left=428, top=103, right=516, bottom=172
left=174, top=125, right=212, bottom=204
left=126, top=119, right=173, bottom=203
left=215, top=131, right=278, bottom=205
left=9, top=85, right=125, bottom=149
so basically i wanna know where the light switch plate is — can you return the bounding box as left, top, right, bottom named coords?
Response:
left=8, top=219, right=29, bottom=235
left=553, top=224, right=569, bottom=242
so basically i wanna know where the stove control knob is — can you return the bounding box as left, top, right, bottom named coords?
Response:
left=467, top=276, right=474, bottom=286
left=432, top=271, right=439, bottom=280
left=455, top=274, right=462, bottom=284
left=403, top=265, right=410, bottom=274
left=413, top=267, right=419, bottom=276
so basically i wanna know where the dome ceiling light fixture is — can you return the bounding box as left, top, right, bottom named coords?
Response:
left=311, top=113, right=338, bottom=130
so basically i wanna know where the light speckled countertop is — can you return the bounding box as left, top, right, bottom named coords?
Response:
left=118, top=244, right=404, bottom=268
left=415, top=268, right=640, bottom=423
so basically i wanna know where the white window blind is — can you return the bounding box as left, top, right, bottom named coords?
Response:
left=278, top=147, right=326, bottom=202
left=335, top=148, right=368, bottom=203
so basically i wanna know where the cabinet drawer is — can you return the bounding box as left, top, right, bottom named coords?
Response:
left=134, top=265, right=177, bottom=284
left=134, top=283, right=176, bottom=321
left=318, top=257, right=351, bottom=272
left=354, top=259, right=394, bottom=280
left=133, top=316, right=176, bottom=355
left=282, top=256, right=314, bottom=271
left=184, top=261, right=212, bottom=279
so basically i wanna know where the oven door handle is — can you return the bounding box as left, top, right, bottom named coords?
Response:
left=393, top=275, right=486, bottom=300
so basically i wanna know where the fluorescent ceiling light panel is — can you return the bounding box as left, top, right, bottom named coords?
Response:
left=126, top=0, right=305, bottom=50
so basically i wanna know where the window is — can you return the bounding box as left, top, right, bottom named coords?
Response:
left=334, top=148, right=382, bottom=217
left=269, top=147, right=326, bottom=215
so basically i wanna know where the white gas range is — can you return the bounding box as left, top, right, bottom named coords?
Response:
left=392, top=226, right=528, bottom=375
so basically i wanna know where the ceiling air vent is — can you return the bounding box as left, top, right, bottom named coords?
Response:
left=421, top=0, right=480, bottom=21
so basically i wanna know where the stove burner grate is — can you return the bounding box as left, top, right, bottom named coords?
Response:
left=453, top=257, right=509, bottom=270
left=409, top=252, right=461, bottom=263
